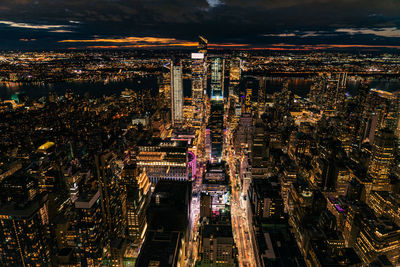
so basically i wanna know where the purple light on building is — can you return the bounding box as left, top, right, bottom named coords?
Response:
left=334, top=204, right=345, bottom=213
left=188, top=151, right=196, bottom=179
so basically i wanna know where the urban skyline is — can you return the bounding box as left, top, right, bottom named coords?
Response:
left=1, top=1, right=400, bottom=267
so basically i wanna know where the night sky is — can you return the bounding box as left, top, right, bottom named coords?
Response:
left=0, top=0, right=399, bottom=50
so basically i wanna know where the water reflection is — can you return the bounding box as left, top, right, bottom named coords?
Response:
left=0, top=77, right=159, bottom=99
left=1, top=76, right=399, bottom=100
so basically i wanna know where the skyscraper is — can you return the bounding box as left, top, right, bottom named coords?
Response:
left=192, top=51, right=206, bottom=127
left=335, top=72, right=347, bottom=111
left=171, top=60, right=183, bottom=126
left=73, top=185, right=104, bottom=266
left=367, top=128, right=395, bottom=188
left=0, top=174, right=51, bottom=266
left=209, top=101, right=224, bottom=162
left=95, top=152, right=126, bottom=240
left=229, top=57, right=241, bottom=99
left=258, top=77, right=266, bottom=114
left=208, top=57, right=225, bottom=162
left=198, top=35, right=208, bottom=93
left=211, top=57, right=224, bottom=101
left=136, top=180, right=190, bottom=267
left=309, top=73, right=347, bottom=111
left=198, top=35, right=208, bottom=56
left=123, top=165, right=150, bottom=242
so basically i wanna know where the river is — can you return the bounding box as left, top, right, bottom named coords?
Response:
left=1, top=76, right=399, bottom=100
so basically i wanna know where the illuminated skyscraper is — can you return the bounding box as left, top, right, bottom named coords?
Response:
left=229, top=57, right=241, bottom=99
left=258, top=77, right=266, bottom=113
left=73, top=186, right=104, bottom=266
left=356, top=215, right=400, bottom=264
left=211, top=57, right=224, bottom=101
left=122, top=165, right=150, bottom=242
left=198, top=35, right=208, bottom=92
left=244, top=88, right=252, bottom=113
left=367, top=128, right=395, bottom=188
left=198, top=35, right=208, bottom=55
left=335, top=72, right=347, bottom=110
left=192, top=49, right=206, bottom=127
left=171, top=60, right=183, bottom=126
left=95, top=152, right=126, bottom=240
left=384, top=93, right=400, bottom=132
left=208, top=57, right=225, bottom=162
left=309, top=72, right=347, bottom=111
left=183, top=97, right=195, bottom=123
left=0, top=174, right=51, bottom=266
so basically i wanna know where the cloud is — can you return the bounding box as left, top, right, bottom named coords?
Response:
left=59, top=37, right=184, bottom=44
left=50, top=30, right=75, bottom=33
left=206, top=0, right=224, bottom=7
left=263, top=33, right=296, bottom=37
left=59, top=36, right=249, bottom=49
left=0, top=0, right=400, bottom=50
left=254, top=43, right=400, bottom=50
left=0, top=20, right=69, bottom=30
left=335, top=27, right=400, bottom=38
left=263, top=31, right=340, bottom=38
left=19, top=38, right=36, bottom=42
left=300, top=31, right=322, bottom=37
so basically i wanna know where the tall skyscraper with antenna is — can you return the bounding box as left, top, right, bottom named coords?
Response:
left=192, top=36, right=208, bottom=128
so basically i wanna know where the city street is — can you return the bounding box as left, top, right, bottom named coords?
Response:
left=226, top=131, right=257, bottom=267
left=185, top=158, right=206, bottom=266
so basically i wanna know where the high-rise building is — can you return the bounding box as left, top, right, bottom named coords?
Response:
left=200, top=193, right=212, bottom=218
left=135, top=139, right=188, bottom=182
left=363, top=112, right=380, bottom=144
left=208, top=101, right=224, bottom=163
left=210, top=57, right=224, bottom=101
left=95, top=152, right=126, bottom=240
left=309, top=73, right=347, bottom=111
left=367, top=128, right=395, bottom=188
left=0, top=174, right=51, bottom=266
left=136, top=180, right=191, bottom=267
left=356, top=216, right=400, bottom=264
left=73, top=186, right=104, bottom=266
left=244, top=88, right=252, bottom=113
left=122, top=165, right=150, bottom=242
left=183, top=97, right=195, bottom=124
left=208, top=57, right=225, bottom=163
left=171, top=60, right=183, bottom=126
left=198, top=35, right=208, bottom=92
left=368, top=191, right=400, bottom=226
left=342, top=205, right=361, bottom=248
left=198, top=35, right=208, bottom=55
left=249, top=178, right=285, bottom=221
left=384, top=92, right=400, bottom=132
left=258, top=77, right=266, bottom=114
left=229, top=57, right=241, bottom=99
left=199, top=224, right=236, bottom=265
left=191, top=37, right=208, bottom=128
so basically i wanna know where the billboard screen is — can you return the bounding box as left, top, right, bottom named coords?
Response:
left=191, top=53, right=204, bottom=59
